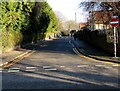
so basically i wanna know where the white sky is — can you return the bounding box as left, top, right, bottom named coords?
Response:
left=47, top=0, right=88, bottom=23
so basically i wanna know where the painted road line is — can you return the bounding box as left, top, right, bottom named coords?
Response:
left=44, top=68, right=57, bottom=71
left=74, top=48, right=81, bottom=55
left=71, top=41, right=120, bottom=65
left=26, top=66, right=38, bottom=71
left=43, top=66, right=53, bottom=69
left=26, top=69, right=38, bottom=71
left=73, top=48, right=80, bottom=55
left=8, top=68, right=20, bottom=72
left=43, top=66, right=57, bottom=71
left=80, top=54, right=120, bottom=65
left=60, top=66, right=65, bottom=67
left=69, top=40, right=71, bottom=44
left=72, top=44, right=74, bottom=47
left=26, top=67, right=37, bottom=69
left=0, top=68, right=3, bottom=72
left=77, top=65, right=89, bottom=67
left=112, top=65, right=119, bottom=66
left=8, top=70, right=20, bottom=72
left=104, top=67, right=111, bottom=68
left=9, top=68, right=20, bottom=70
left=95, top=65, right=105, bottom=67
left=3, top=50, right=36, bottom=68
left=65, top=68, right=72, bottom=69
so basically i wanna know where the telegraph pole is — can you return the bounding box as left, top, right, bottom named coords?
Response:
left=75, top=12, right=77, bottom=31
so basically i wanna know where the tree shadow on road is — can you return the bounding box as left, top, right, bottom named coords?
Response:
left=2, top=64, right=119, bottom=89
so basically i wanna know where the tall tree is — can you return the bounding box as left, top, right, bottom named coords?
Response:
left=80, top=2, right=120, bottom=17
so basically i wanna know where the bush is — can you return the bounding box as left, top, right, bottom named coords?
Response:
left=61, top=30, right=69, bottom=36
left=1, top=1, right=61, bottom=52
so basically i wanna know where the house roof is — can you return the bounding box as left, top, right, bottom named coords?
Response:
left=90, top=10, right=113, bottom=24
left=79, top=23, right=88, bottom=28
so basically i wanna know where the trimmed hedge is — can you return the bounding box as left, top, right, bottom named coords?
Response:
left=1, top=1, right=60, bottom=52
left=76, top=29, right=120, bottom=56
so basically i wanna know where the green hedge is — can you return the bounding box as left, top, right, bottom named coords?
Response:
left=76, top=29, right=120, bottom=56
left=1, top=1, right=61, bottom=52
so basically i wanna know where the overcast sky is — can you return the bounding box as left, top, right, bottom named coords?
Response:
left=47, top=0, right=88, bottom=23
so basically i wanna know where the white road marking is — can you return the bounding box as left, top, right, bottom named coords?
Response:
left=77, top=65, right=89, bottom=67
left=112, top=65, right=119, bottom=67
left=44, top=68, right=57, bottom=71
left=26, top=67, right=37, bottom=69
left=43, top=66, right=57, bottom=71
left=73, top=48, right=79, bottom=55
left=26, top=66, right=38, bottom=71
left=69, top=40, right=71, bottom=44
left=60, top=66, right=65, bottom=67
left=9, top=68, right=20, bottom=70
left=0, top=68, right=3, bottom=72
left=72, top=44, right=75, bottom=47
left=26, top=69, right=38, bottom=71
left=8, top=70, right=20, bottom=72
left=8, top=68, right=20, bottom=72
left=43, top=66, right=53, bottom=69
left=65, top=68, right=72, bottom=69
left=104, top=67, right=111, bottom=68
left=95, top=65, right=104, bottom=67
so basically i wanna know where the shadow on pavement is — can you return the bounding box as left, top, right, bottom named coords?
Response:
left=2, top=67, right=119, bottom=89
left=22, top=37, right=76, bottom=55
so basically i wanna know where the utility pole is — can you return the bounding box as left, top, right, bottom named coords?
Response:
left=90, top=10, right=95, bottom=31
left=75, top=12, right=77, bottom=31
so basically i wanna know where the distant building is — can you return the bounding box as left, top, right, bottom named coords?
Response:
left=88, top=10, right=113, bottom=30
left=79, top=23, right=88, bottom=29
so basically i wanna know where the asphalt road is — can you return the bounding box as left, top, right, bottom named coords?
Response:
left=2, top=37, right=119, bottom=90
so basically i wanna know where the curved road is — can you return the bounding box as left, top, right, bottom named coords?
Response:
left=2, top=37, right=119, bottom=89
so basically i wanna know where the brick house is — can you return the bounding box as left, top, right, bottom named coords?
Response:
left=79, top=23, right=88, bottom=29
left=88, top=10, right=114, bottom=30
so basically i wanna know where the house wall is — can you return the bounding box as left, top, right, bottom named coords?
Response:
left=95, top=24, right=111, bottom=30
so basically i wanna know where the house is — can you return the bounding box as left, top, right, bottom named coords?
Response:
left=79, top=23, right=88, bottom=29
left=88, top=10, right=113, bottom=30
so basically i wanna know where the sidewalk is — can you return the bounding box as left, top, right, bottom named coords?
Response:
left=0, top=38, right=56, bottom=67
left=71, top=37, right=120, bottom=64
left=0, top=43, right=38, bottom=67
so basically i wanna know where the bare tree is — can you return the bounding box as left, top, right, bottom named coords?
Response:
left=55, top=11, right=67, bottom=23
left=79, top=1, right=120, bottom=16
left=62, top=20, right=79, bottom=31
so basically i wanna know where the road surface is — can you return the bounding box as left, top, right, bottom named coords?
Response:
left=2, top=37, right=119, bottom=90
